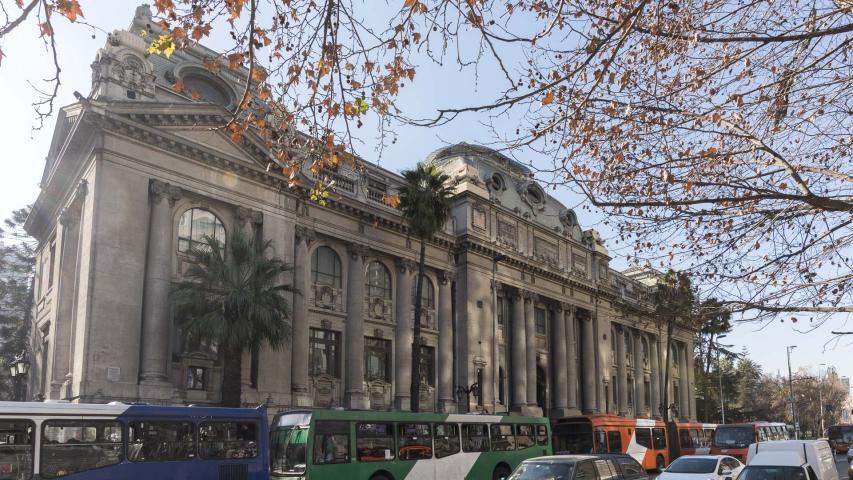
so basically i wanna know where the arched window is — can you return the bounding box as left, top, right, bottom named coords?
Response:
left=182, top=73, right=231, bottom=106
left=365, top=261, right=392, bottom=299
left=311, top=246, right=342, bottom=288
left=415, top=277, right=435, bottom=309
left=177, top=208, right=225, bottom=253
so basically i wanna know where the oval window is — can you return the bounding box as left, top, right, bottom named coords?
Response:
left=491, top=173, right=505, bottom=191
left=527, top=184, right=544, bottom=204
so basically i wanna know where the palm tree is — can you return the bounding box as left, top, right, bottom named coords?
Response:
left=172, top=228, right=293, bottom=407
left=398, top=162, right=454, bottom=412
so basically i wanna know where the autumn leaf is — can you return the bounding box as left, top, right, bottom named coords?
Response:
left=56, top=0, right=84, bottom=22
left=383, top=192, right=401, bottom=208
left=228, top=53, right=245, bottom=70
left=350, top=80, right=362, bottom=89
left=403, top=0, right=417, bottom=7
left=39, top=22, right=53, bottom=37
left=154, top=0, right=175, bottom=14
left=0, top=48, right=4, bottom=66
left=173, top=79, right=184, bottom=93
left=542, top=90, right=555, bottom=105
left=191, top=23, right=212, bottom=41
left=225, top=0, right=245, bottom=19
left=147, top=34, right=176, bottom=58
left=189, top=89, right=201, bottom=101
left=251, top=66, right=267, bottom=82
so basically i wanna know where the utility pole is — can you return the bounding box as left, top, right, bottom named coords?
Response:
left=786, top=345, right=797, bottom=439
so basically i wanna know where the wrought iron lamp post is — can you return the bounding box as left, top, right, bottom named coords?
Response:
left=8, top=351, right=31, bottom=401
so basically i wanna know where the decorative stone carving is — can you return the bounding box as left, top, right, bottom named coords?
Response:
left=347, top=243, right=370, bottom=261
left=236, top=206, right=264, bottom=226
left=534, top=237, right=558, bottom=266
left=90, top=50, right=156, bottom=100
left=313, top=284, right=343, bottom=311
left=496, top=217, right=517, bottom=249
left=373, top=328, right=384, bottom=338
left=471, top=204, right=487, bottom=231
left=396, top=258, right=416, bottom=274
left=320, top=319, right=332, bottom=329
left=295, top=225, right=317, bottom=245
left=367, top=380, right=392, bottom=410
left=149, top=179, right=182, bottom=206
left=75, top=179, right=89, bottom=198
left=311, top=374, right=341, bottom=408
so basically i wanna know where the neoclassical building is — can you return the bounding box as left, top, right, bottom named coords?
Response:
left=24, top=5, right=698, bottom=421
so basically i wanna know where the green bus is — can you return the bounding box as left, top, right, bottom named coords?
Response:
left=270, top=409, right=552, bottom=480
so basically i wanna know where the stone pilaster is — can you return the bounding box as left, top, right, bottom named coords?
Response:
left=679, top=342, right=690, bottom=421
left=616, top=325, right=629, bottom=416
left=50, top=206, right=81, bottom=399
left=510, top=290, right=527, bottom=411
left=633, top=330, right=646, bottom=417
left=649, top=334, right=662, bottom=419
left=523, top=291, right=541, bottom=416
left=344, top=243, right=369, bottom=409
left=437, top=271, right=455, bottom=412
left=581, top=312, right=597, bottom=414
left=291, top=225, right=314, bottom=406
left=551, top=303, right=569, bottom=417
left=394, top=258, right=415, bottom=410
left=565, top=304, right=579, bottom=413
left=139, top=179, right=181, bottom=391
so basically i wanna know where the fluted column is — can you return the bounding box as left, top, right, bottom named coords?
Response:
left=393, top=259, right=415, bottom=410
left=437, top=272, right=455, bottom=412
left=616, top=325, right=629, bottom=416
left=633, top=330, right=645, bottom=417
left=345, top=243, right=369, bottom=409
left=679, top=343, right=690, bottom=420
left=565, top=304, right=579, bottom=412
left=524, top=292, right=538, bottom=411
left=140, top=179, right=180, bottom=384
left=291, top=226, right=314, bottom=406
left=551, top=303, right=569, bottom=416
left=649, top=334, right=661, bottom=419
left=510, top=290, right=527, bottom=411
left=581, top=313, right=597, bottom=414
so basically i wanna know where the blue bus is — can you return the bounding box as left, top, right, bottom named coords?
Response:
left=0, top=401, right=268, bottom=479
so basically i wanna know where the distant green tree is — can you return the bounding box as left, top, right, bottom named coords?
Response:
left=693, top=298, right=737, bottom=422
left=0, top=207, right=36, bottom=400
left=172, top=228, right=293, bottom=407
left=652, top=270, right=695, bottom=422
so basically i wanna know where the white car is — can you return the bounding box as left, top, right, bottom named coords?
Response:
left=658, top=455, right=744, bottom=480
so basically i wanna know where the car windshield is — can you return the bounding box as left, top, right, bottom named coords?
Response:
left=666, top=458, right=718, bottom=474
left=738, top=466, right=807, bottom=480
left=270, top=427, right=308, bottom=475
left=509, top=461, right=574, bottom=480
left=713, top=426, right=754, bottom=448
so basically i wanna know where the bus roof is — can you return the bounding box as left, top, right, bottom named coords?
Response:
left=0, top=401, right=266, bottom=419
left=272, top=409, right=551, bottom=427
left=717, top=421, right=787, bottom=427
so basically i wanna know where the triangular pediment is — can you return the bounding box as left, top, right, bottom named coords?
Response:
left=167, top=127, right=262, bottom=165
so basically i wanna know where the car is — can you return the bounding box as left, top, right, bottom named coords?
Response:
left=742, top=440, right=839, bottom=480
left=846, top=450, right=852, bottom=480
left=508, top=454, right=649, bottom=480
left=658, top=455, right=744, bottom=480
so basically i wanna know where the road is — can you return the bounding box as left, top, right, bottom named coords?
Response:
left=835, top=453, right=850, bottom=479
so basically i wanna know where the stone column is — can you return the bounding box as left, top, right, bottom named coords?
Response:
left=565, top=304, right=579, bottom=413
left=687, top=338, right=698, bottom=421
left=633, top=330, right=646, bottom=417
left=344, top=243, right=368, bottom=409
left=291, top=226, right=314, bottom=406
left=437, top=271, right=455, bottom=412
left=524, top=292, right=538, bottom=412
left=581, top=313, right=597, bottom=414
left=51, top=208, right=80, bottom=399
left=649, top=334, right=661, bottom=419
left=551, top=303, right=569, bottom=417
left=679, top=343, right=690, bottom=421
left=139, top=179, right=180, bottom=385
left=616, top=325, right=629, bottom=416
left=510, top=290, right=527, bottom=411
left=394, top=259, right=415, bottom=410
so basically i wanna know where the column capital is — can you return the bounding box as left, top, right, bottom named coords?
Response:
left=149, top=179, right=181, bottom=205
left=522, top=290, right=537, bottom=303
left=236, top=206, right=263, bottom=226
left=75, top=179, right=89, bottom=199
left=347, top=242, right=370, bottom=261
left=438, top=270, right=453, bottom=285
left=58, top=208, right=78, bottom=228
left=295, top=225, right=316, bottom=245
left=396, top=258, right=417, bottom=274
left=561, top=302, right=574, bottom=313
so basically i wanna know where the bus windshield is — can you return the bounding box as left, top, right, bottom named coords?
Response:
left=270, top=426, right=308, bottom=476
left=828, top=426, right=853, bottom=442
left=713, top=426, right=754, bottom=448
left=553, top=423, right=593, bottom=454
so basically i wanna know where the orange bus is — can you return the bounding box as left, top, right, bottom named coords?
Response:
left=710, top=421, right=789, bottom=462
left=553, top=415, right=712, bottom=471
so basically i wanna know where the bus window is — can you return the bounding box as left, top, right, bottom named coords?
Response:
left=636, top=428, right=652, bottom=448
left=490, top=424, right=516, bottom=452
left=758, top=428, right=767, bottom=442
left=198, top=422, right=257, bottom=459
left=313, top=421, right=350, bottom=465
left=705, top=429, right=715, bottom=446
left=652, top=428, right=667, bottom=450
left=434, top=424, right=460, bottom=458
left=398, top=424, right=432, bottom=460
left=516, top=425, right=535, bottom=449
left=680, top=429, right=692, bottom=448
left=127, top=421, right=193, bottom=463
left=536, top=424, right=548, bottom=446
left=594, top=430, right=607, bottom=453
left=0, top=420, right=33, bottom=480
left=356, top=423, right=394, bottom=462
left=552, top=422, right=592, bottom=454
left=41, top=420, right=123, bottom=478
left=271, top=425, right=308, bottom=474
left=607, top=431, right=622, bottom=453
left=462, top=424, right=489, bottom=452
left=690, top=429, right=701, bottom=447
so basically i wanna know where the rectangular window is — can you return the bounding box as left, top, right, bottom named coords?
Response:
left=576, top=461, right=597, bottom=480
left=419, top=345, right=435, bottom=387
left=616, top=456, right=645, bottom=477
left=497, top=297, right=505, bottom=327
left=47, top=242, right=56, bottom=288
left=490, top=424, right=516, bottom=452
left=41, top=420, right=123, bottom=478
left=309, top=328, right=341, bottom=378
left=607, top=430, right=622, bottom=453
left=186, top=366, right=207, bottom=390
left=364, top=337, right=391, bottom=382
left=627, top=378, right=634, bottom=406
left=536, top=424, right=549, bottom=446
left=690, top=428, right=701, bottom=447
left=0, top=420, right=34, bottom=480
left=680, top=429, right=692, bottom=448
left=644, top=381, right=651, bottom=411
left=356, top=423, right=395, bottom=462
left=462, top=424, right=489, bottom=452
left=198, top=422, right=257, bottom=459
left=534, top=307, right=546, bottom=335
left=652, top=427, right=667, bottom=450
left=636, top=428, right=652, bottom=448
left=594, top=459, right=618, bottom=480
left=128, top=421, right=194, bottom=462
left=434, top=424, right=460, bottom=458
left=516, top=425, right=535, bottom=449
left=398, top=424, right=432, bottom=460
left=313, top=421, right=350, bottom=465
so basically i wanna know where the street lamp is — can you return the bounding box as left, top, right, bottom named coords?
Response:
left=8, top=351, right=31, bottom=402
left=786, top=345, right=797, bottom=439
left=491, top=253, right=507, bottom=414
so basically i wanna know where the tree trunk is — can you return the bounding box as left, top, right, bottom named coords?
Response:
left=410, top=238, right=427, bottom=412
left=221, top=343, right=243, bottom=408
left=661, top=320, right=674, bottom=423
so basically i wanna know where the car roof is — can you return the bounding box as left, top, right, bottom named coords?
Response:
left=526, top=455, right=599, bottom=462
left=673, top=455, right=727, bottom=460
left=749, top=452, right=804, bottom=467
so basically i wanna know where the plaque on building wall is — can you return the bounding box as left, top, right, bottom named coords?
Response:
left=572, top=253, right=588, bottom=274
left=106, top=366, right=121, bottom=382
left=497, top=217, right=518, bottom=248
left=472, top=205, right=487, bottom=231
left=534, top=237, right=558, bottom=264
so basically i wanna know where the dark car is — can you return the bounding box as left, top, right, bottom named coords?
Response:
left=508, top=453, right=650, bottom=480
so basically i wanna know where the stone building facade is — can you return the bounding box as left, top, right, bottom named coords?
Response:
left=24, top=5, right=698, bottom=421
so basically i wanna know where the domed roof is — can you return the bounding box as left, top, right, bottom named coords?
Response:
left=425, top=142, right=533, bottom=176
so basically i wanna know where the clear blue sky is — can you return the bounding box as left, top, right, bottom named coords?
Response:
left=0, top=2, right=849, bottom=388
